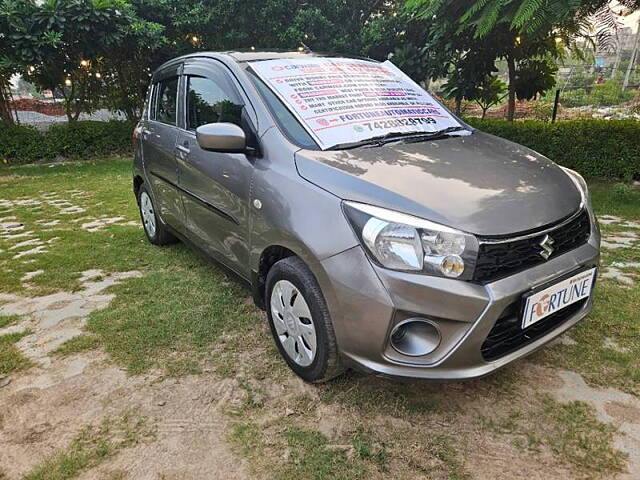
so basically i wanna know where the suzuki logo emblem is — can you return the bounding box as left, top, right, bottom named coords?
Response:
left=538, top=235, right=555, bottom=260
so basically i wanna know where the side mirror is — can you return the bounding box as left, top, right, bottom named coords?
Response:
left=195, top=122, right=246, bottom=153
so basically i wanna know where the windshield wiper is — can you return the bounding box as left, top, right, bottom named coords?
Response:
left=327, top=131, right=409, bottom=150
left=401, top=126, right=468, bottom=144
left=327, top=126, right=468, bottom=151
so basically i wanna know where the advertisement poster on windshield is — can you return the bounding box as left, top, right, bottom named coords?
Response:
left=250, top=58, right=467, bottom=150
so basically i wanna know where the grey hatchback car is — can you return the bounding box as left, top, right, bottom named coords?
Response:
left=132, top=51, right=600, bottom=383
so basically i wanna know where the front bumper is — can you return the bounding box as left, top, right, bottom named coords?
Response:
left=319, top=221, right=600, bottom=381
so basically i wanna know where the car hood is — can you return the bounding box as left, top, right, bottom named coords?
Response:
left=294, top=131, right=582, bottom=237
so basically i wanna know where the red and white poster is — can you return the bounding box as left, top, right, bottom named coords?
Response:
left=250, top=57, right=465, bottom=150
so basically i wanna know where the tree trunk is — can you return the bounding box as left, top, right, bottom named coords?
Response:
left=65, top=104, right=74, bottom=123
left=506, top=53, right=516, bottom=122
left=455, top=97, right=462, bottom=116
left=64, top=83, right=75, bottom=123
left=116, top=64, right=135, bottom=121
left=0, top=75, right=16, bottom=124
left=481, top=107, right=487, bottom=119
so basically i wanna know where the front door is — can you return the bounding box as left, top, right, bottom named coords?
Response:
left=142, top=68, right=184, bottom=232
left=176, top=62, right=254, bottom=278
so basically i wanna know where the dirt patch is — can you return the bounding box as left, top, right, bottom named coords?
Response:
left=230, top=362, right=623, bottom=479
left=1, top=192, right=87, bottom=219
left=604, top=337, right=631, bottom=354
left=601, top=266, right=636, bottom=286
left=465, top=433, right=571, bottom=480
left=0, top=270, right=142, bottom=368
left=598, top=216, right=640, bottom=230
left=75, top=376, right=249, bottom=480
left=81, top=215, right=139, bottom=232
left=597, top=215, right=640, bottom=251
left=0, top=353, right=250, bottom=479
left=552, top=370, right=640, bottom=479
left=0, top=268, right=251, bottom=479
left=601, top=233, right=638, bottom=250
left=606, top=402, right=640, bottom=425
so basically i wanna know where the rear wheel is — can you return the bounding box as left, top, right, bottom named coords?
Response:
left=266, top=256, right=344, bottom=382
left=137, top=185, right=176, bottom=245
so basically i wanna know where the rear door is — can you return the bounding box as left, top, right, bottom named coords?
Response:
left=142, top=63, right=185, bottom=232
left=175, top=60, right=256, bottom=278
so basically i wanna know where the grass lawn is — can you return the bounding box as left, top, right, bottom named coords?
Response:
left=1, top=156, right=638, bottom=479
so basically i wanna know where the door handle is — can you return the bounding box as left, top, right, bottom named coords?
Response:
left=175, top=144, right=190, bottom=161
left=176, top=144, right=190, bottom=154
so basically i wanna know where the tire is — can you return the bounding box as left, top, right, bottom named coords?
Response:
left=265, top=256, right=344, bottom=383
left=137, top=184, right=177, bottom=246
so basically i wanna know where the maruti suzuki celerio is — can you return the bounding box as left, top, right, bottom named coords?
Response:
left=132, top=51, right=600, bottom=382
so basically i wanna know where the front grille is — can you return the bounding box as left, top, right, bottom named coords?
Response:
left=481, top=299, right=586, bottom=361
left=473, top=210, right=591, bottom=283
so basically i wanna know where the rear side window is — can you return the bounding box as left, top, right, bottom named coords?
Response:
left=186, top=76, right=243, bottom=131
left=154, top=77, right=179, bottom=125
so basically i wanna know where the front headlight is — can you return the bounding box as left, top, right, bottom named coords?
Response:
left=343, top=202, right=478, bottom=279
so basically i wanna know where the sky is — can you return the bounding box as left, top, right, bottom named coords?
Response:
left=622, top=12, right=639, bottom=31
left=613, top=1, right=640, bottom=32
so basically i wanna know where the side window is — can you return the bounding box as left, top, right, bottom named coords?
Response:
left=186, top=76, right=243, bottom=131
left=154, top=77, right=179, bottom=125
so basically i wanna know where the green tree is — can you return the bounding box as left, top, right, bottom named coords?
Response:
left=474, top=75, right=507, bottom=119
left=514, top=57, right=558, bottom=100
left=383, top=11, right=458, bottom=86
left=0, top=0, right=43, bottom=123
left=7, top=0, right=131, bottom=122
left=440, top=44, right=499, bottom=115
left=101, top=15, right=167, bottom=120
left=408, top=0, right=598, bottom=120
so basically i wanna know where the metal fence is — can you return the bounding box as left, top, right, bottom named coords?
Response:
left=547, top=64, right=640, bottom=121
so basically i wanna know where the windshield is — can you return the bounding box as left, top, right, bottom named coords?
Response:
left=248, top=57, right=469, bottom=150
left=249, top=72, right=319, bottom=150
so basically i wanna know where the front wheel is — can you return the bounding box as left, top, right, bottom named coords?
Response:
left=137, top=185, right=176, bottom=245
left=265, top=257, right=344, bottom=383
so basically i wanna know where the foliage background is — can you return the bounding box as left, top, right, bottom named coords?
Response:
left=465, top=118, right=640, bottom=179
left=1, top=119, right=638, bottom=181
left=0, top=121, right=134, bottom=163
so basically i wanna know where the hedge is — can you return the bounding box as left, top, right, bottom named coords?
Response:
left=1, top=118, right=639, bottom=179
left=0, top=120, right=134, bottom=164
left=466, top=118, right=640, bottom=179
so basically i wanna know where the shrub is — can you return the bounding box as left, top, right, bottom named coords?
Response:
left=0, top=123, right=48, bottom=163
left=560, top=88, right=588, bottom=108
left=530, top=101, right=554, bottom=121
left=612, top=182, right=633, bottom=200
left=590, top=81, right=634, bottom=107
left=0, top=120, right=134, bottom=164
left=466, top=118, right=640, bottom=179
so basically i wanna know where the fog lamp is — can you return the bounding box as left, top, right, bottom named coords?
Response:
left=390, top=319, right=441, bottom=357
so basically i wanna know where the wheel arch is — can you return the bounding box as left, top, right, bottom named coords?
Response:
left=252, top=244, right=297, bottom=309
left=133, top=174, right=144, bottom=201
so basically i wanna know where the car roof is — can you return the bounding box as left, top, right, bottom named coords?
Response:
left=225, top=50, right=369, bottom=62
left=153, top=50, right=377, bottom=75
